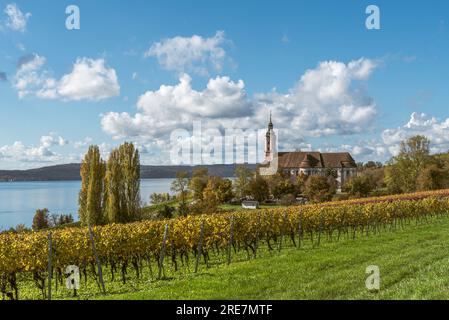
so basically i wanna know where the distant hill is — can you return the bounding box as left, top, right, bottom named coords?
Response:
left=0, top=163, right=258, bottom=182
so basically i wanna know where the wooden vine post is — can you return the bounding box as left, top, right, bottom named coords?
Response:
left=47, top=232, right=52, bottom=301
left=317, top=209, right=324, bottom=247
left=88, top=223, right=106, bottom=294
left=298, top=209, right=303, bottom=249
left=254, top=214, right=261, bottom=258
left=194, top=220, right=205, bottom=273
left=158, top=224, right=169, bottom=279
left=278, top=212, right=288, bottom=252
left=227, top=215, right=234, bottom=265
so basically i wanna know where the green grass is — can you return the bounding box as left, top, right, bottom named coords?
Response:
left=140, top=201, right=281, bottom=217
left=101, top=215, right=449, bottom=300
left=141, top=199, right=182, bottom=214
left=18, top=213, right=449, bottom=300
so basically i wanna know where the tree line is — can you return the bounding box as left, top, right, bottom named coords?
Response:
left=159, top=135, right=449, bottom=211
left=2, top=210, right=74, bottom=234
left=344, top=135, right=449, bottom=198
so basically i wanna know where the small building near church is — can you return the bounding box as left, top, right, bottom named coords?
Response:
left=242, top=201, right=260, bottom=209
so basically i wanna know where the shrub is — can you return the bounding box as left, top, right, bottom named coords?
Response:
left=155, top=205, right=175, bottom=219
left=32, top=208, right=50, bottom=231
left=278, top=194, right=297, bottom=206
left=344, top=175, right=374, bottom=198
left=248, top=175, right=270, bottom=202
left=304, top=176, right=336, bottom=203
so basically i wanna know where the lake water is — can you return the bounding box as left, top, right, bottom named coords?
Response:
left=0, top=179, right=174, bottom=230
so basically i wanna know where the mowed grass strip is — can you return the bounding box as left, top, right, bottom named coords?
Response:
left=90, top=215, right=449, bottom=300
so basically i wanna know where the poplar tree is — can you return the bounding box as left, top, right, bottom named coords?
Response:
left=78, top=146, right=106, bottom=226
left=104, top=142, right=141, bottom=223
left=104, top=148, right=123, bottom=223
left=120, top=142, right=141, bottom=222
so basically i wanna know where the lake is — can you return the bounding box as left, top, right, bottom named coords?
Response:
left=0, top=179, right=174, bottom=230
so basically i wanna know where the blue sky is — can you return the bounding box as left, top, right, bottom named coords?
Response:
left=0, top=0, right=449, bottom=169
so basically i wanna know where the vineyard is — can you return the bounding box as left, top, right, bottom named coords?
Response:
left=2, top=189, right=449, bottom=300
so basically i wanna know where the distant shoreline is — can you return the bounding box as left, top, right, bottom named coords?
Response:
left=0, top=178, right=176, bottom=183
left=0, top=163, right=256, bottom=182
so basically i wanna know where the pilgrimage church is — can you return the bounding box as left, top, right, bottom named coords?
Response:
left=263, top=115, right=357, bottom=192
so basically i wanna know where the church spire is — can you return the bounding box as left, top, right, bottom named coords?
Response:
left=268, top=110, right=273, bottom=130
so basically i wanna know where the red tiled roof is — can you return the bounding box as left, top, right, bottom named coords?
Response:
left=321, top=152, right=356, bottom=168
left=277, top=151, right=356, bottom=169
left=278, top=152, right=322, bottom=168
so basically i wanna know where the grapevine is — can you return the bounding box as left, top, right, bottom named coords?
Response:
left=1, top=189, right=449, bottom=299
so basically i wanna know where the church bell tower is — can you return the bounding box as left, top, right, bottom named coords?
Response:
left=264, top=112, right=276, bottom=163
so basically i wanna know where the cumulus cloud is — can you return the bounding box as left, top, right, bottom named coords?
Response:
left=74, top=137, right=93, bottom=149
left=145, top=31, right=227, bottom=75
left=2, top=3, right=31, bottom=32
left=338, top=142, right=388, bottom=160
left=0, top=133, right=69, bottom=165
left=98, top=58, right=381, bottom=167
left=382, top=112, right=449, bottom=155
left=0, top=141, right=55, bottom=160
left=103, top=58, right=378, bottom=145
left=329, top=112, right=449, bottom=164
left=101, top=73, right=253, bottom=139
left=0, top=133, right=92, bottom=169
left=40, top=134, right=69, bottom=148
left=255, top=58, right=378, bottom=142
left=13, top=53, right=47, bottom=98
left=347, top=58, right=377, bottom=80
left=38, top=58, right=120, bottom=101
left=13, top=56, right=120, bottom=101
left=100, top=58, right=380, bottom=165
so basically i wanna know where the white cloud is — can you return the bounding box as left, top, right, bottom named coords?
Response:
left=255, top=58, right=378, bottom=140
left=0, top=133, right=69, bottom=164
left=13, top=53, right=47, bottom=98
left=13, top=56, right=120, bottom=101
left=74, top=137, right=93, bottom=149
left=38, top=58, right=120, bottom=101
left=382, top=112, right=449, bottom=155
left=145, top=31, right=227, bottom=75
left=101, top=73, right=253, bottom=139
left=329, top=112, right=449, bottom=164
left=347, top=58, right=377, bottom=80
left=40, top=134, right=68, bottom=148
left=101, top=58, right=379, bottom=164
left=0, top=141, right=55, bottom=160
left=338, top=142, right=388, bottom=160
left=0, top=134, right=100, bottom=169
left=2, top=3, right=31, bottom=33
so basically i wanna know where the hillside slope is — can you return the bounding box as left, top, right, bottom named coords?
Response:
left=0, top=163, right=257, bottom=181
